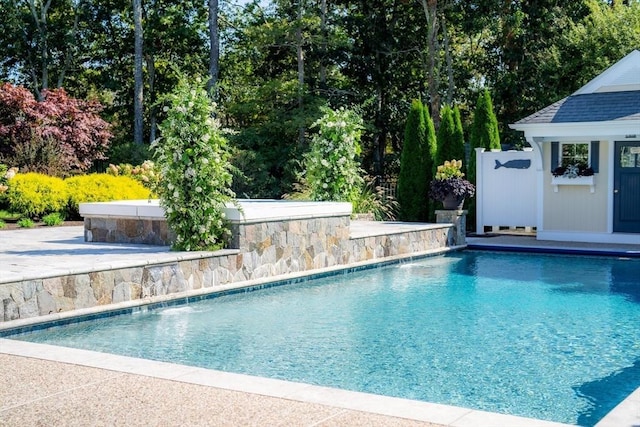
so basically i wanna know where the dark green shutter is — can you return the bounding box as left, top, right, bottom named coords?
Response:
left=590, top=141, right=599, bottom=172
left=551, top=142, right=559, bottom=169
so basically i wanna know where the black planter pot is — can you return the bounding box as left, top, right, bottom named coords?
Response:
left=442, top=194, right=464, bottom=210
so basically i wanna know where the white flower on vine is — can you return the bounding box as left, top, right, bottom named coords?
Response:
left=195, top=186, right=203, bottom=193
left=201, top=158, right=209, bottom=165
left=201, top=133, right=211, bottom=143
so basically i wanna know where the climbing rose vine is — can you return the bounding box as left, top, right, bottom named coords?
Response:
left=304, top=107, right=364, bottom=202
left=152, top=77, right=234, bottom=251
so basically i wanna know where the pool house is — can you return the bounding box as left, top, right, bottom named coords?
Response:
left=508, top=49, right=640, bottom=244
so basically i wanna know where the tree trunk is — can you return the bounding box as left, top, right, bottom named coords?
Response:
left=319, top=0, right=327, bottom=89
left=26, top=0, right=52, bottom=99
left=147, top=54, right=156, bottom=144
left=207, top=0, right=219, bottom=97
left=133, top=0, right=144, bottom=145
left=57, top=0, right=84, bottom=88
left=441, top=14, right=455, bottom=105
left=296, top=0, right=305, bottom=147
left=419, top=0, right=441, bottom=130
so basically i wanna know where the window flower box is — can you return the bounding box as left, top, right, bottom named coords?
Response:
left=551, top=175, right=595, bottom=193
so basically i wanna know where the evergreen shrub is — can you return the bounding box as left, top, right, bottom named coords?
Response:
left=65, top=174, right=151, bottom=219
left=469, top=89, right=501, bottom=183
left=6, top=172, right=68, bottom=218
left=397, top=100, right=427, bottom=222
left=397, top=99, right=436, bottom=222
left=437, top=106, right=466, bottom=171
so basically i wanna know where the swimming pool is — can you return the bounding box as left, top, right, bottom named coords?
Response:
left=10, top=251, right=640, bottom=426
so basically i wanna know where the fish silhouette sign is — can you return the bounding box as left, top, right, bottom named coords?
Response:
left=494, top=159, right=531, bottom=169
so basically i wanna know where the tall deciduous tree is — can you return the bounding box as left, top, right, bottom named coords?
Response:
left=133, top=0, right=144, bottom=145
left=540, top=0, right=640, bottom=104
left=0, top=0, right=88, bottom=99
left=208, top=0, right=219, bottom=96
left=418, top=0, right=441, bottom=130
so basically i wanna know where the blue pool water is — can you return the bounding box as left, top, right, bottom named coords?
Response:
left=12, top=251, right=640, bottom=425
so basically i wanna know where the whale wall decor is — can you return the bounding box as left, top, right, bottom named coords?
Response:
left=494, top=159, right=531, bottom=169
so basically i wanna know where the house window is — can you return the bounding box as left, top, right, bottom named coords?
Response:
left=551, top=141, right=600, bottom=173
left=561, top=142, right=589, bottom=168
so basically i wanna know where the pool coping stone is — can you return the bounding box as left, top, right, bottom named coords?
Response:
left=1, top=338, right=575, bottom=427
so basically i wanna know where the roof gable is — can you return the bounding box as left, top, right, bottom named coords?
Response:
left=515, top=91, right=640, bottom=125
left=512, top=50, right=640, bottom=127
left=574, top=50, right=640, bottom=95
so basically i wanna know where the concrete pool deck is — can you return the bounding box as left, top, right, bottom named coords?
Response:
left=1, top=226, right=639, bottom=426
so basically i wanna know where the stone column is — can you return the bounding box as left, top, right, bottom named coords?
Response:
left=435, top=210, right=467, bottom=246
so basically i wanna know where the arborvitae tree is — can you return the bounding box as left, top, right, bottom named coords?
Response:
left=452, top=106, right=466, bottom=174
left=422, top=104, right=438, bottom=221
left=469, top=89, right=500, bottom=184
left=397, top=99, right=428, bottom=222
left=436, top=105, right=465, bottom=169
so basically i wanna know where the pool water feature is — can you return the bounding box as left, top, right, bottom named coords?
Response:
left=11, top=251, right=640, bottom=426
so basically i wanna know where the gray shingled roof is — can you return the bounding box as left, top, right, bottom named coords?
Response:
left=515, top=90, right=640, bottom=124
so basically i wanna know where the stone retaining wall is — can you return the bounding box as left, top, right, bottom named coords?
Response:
left=1, top=201, right=463, bottom=325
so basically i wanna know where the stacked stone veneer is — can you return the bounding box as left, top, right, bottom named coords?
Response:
left=84, top=217, right=175, bottom=245
left=1, top=210, right=459, bottom=324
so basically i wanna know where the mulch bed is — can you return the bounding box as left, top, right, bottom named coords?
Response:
left=0, top=221, right=85, bottom=231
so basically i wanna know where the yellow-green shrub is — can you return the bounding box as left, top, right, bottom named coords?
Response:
left=6, top=172, right=68, bottom=218
left=65, top=174, right=151, bottom=218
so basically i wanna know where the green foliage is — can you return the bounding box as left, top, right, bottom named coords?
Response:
left=6, top=173, right=68, bottom=218
left=0, top=209, right=20, bottom=221
left=153, top=77, right=234, bottom=251
left=454, top=107, right=466, bottom=173
left=397, top=100, right=428, bottom=222
left=17, top=218, right=35, bottom=228
left=540, top=0, right=640, bottom=103
left=469, top=89, right=500, bottom=184
left=351, top=178, right=398, bottom=221
left=0, top=219, right=5, bottom=229
left=106, top=142, right=153, bottom=167
left=42, top=212, right=65, bottom=226
left=423, top=105, right=438, bottom=221
left=2, top=0, right=635, bottom=186
left=106, top=160, right=160, bottom=195
left=0, top=164, right=18, bottom=209
left=437, top=105, right=466, bottom=174
left=65, top=174, right=150, bottom=219
left=230, top=148, right=284, bottom=199
left=303, top=107, right=364, bottom=202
